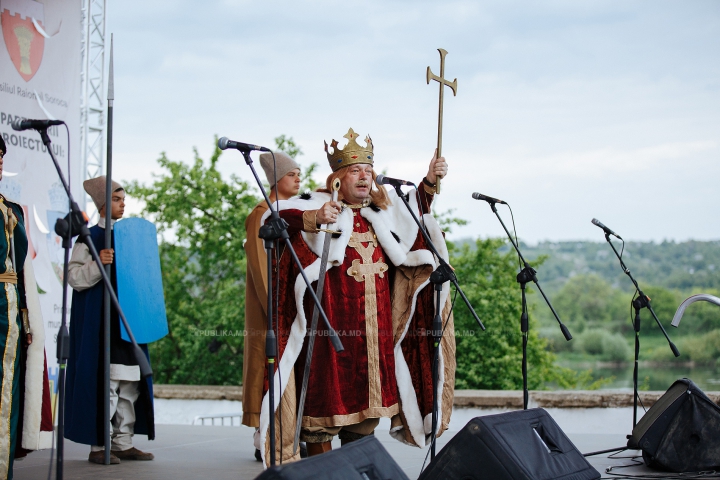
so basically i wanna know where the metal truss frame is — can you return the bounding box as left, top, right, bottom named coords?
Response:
left=80, top=0, right=106, bottom=218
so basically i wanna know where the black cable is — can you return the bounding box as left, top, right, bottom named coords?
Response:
left=45, top=122, right=72, bottom=480
left=65, top=123, right=71, bottom=190
left=440, top=287, right=458, bottom=339
left=506, top=204, right=521, bottom=269
left=414, top=186, right=425, bottom=228
left=604, top=467, right=720, bottom=479
left=598, top=450, right=720, bottom=478
left=274, top=239, right=282, bottom=463
left=272, top=151, right=278, bottom=212
left=46, top=387, right=59, bottom=480
left=420, top=428, right=433, bottom=473
left=270, top=151, right=284, bottom=464
left=629, top=292, right=647, bottom=415
left=420, top=286, right=458, bottom=474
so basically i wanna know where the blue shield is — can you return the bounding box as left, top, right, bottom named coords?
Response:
left=115, top=218, right=168, bottom=344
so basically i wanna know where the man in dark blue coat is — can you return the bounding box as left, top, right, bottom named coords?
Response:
left=65, top=176, right=154, bottom=464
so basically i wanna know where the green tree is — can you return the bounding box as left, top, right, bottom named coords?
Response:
left=273, top=134, right=303, bottom=159
left=435, top=208, right=468, bottom=236
left=451, top=238, right=578, bottom=389
left=271, top=134, right=320, bottom=192
left=299, top=162, right=321, bottom=192
left=549, top=274, right=627, bottom=334
left=126, top=140, right=261, bottom=384
left=638, top=286, right=680, bottom=336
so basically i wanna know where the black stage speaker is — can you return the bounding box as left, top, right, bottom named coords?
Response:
left=254, top=435, right=410, bottom=480
left=628, top=378, right=720, bottom=472
left=419, top=408, right=600, bottom=480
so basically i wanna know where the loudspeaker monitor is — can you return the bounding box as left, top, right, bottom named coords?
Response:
left=628, top=378, right=720, bottom=472
left=419, top=408, right=600, bottom=480
left=254, top=435, right=409, bottom=480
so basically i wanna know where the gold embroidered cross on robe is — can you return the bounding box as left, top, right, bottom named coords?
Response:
left=346, top=225, right=388, bottom=408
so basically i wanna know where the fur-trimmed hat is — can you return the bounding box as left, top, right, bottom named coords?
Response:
left=83, top=176, right=123, bottom=210
left=259, top=151, right=300, bottom=187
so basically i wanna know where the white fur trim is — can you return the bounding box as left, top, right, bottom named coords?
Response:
left=388, top=213, right=451, bottom=447
left=37, top=430, right=53, bottom=450
left=258, top=256, right=322, bottom=467
left=258, top=189, right=427, bottom=267
left=20, top=256, right=49, bottom=451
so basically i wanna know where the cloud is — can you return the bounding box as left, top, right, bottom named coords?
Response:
left=105, top=0, right=720, bottom=243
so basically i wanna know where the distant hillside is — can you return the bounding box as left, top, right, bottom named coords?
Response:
left=449, top=238, right=720, bottom=385
left=475, top=239, right=720, bottom=294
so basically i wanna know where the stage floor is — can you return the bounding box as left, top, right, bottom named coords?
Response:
left=13, top=422, right=684, bottom=479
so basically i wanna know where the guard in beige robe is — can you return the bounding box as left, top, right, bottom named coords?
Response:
left=242, top=151, right=301, bottom=460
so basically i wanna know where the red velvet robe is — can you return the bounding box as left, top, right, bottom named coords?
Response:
left=277, top=209, right=400, bottom=426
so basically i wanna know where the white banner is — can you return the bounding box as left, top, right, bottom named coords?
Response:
left=0, top=0, right=84, bottom=403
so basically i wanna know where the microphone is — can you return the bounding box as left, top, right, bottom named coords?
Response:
left=217, top=137, right=270, bottom=152
left=11, top=118, right=64, bottom=131
left=472, top=192, right=507, bottom=205
left=375, top=174, right=415, bottom=187
left=591, top=218, right=623, bottom=240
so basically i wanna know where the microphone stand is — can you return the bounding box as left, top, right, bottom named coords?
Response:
left=484, top=201, right=571, bottom=410
left=236, top=148, right=342, bottom=467
left=392, top=185, right=483, bottom=461
left=34, top=126, right=151, bottom=480
left=601, top=233, right=679, bottom=429
left=54, top=204, right=72, bottom=480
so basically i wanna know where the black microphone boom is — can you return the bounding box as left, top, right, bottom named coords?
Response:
left=375, top=174, right=415, bottom=187
left=472, top=192, right=507, bottom=205
left=217, top=136, right=270, bottom=152
left=591, top=218, right=622, bottom=240
left=11, top=118, right=64, bottom=131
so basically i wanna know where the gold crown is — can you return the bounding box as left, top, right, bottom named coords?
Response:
left=324, top=128, right=374, bottom=172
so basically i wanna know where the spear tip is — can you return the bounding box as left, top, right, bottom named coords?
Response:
left=107, top=34, right=114, bottom=101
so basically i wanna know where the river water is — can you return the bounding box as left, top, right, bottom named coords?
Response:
left=571, top=362, right=720, bottom=391
left=154, top=398, right=636, bottom=437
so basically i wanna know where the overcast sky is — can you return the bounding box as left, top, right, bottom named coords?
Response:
left=105, top=0, right=720, bottom=244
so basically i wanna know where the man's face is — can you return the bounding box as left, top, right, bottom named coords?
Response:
left=339, top=164, right=374, bottom=204
left=275, top=168, right=301, bottom=199
left=100, top=189, right=126, bottom=219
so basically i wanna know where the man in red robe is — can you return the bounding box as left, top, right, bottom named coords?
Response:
left=258, top=128, right=456, bottom=463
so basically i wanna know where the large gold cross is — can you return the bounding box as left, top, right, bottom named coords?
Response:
left=426, top=48, right=458, bottom=195
left=347, top=229, right=388, bottom=408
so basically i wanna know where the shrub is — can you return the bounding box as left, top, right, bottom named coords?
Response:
left=600, top=332, right=630, bottom=362
left=574, top=329, right=606, bottom=355
left=680, top=330, right=720, bottom=364
left=572, top=328, right=629, bottom=361
left=540, top=327, right=573, bottom=353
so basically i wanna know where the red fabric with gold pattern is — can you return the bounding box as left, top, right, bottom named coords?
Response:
left=273, top=211, right=399, bottom=425
left=399, top=283, right=436, bottom=423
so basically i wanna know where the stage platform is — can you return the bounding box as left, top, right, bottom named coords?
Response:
left=14, top=421, right=687, bottom=479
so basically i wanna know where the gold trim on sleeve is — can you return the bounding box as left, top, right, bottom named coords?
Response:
left=302, top=210, right=320, bottom=233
